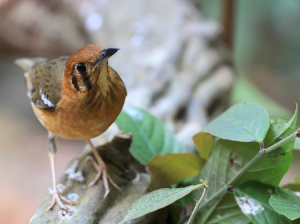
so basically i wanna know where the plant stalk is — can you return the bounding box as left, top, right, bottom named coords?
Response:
left=187, top=184, right=208, bottom=224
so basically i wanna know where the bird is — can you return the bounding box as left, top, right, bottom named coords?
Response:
left=15, top=44, right=127, bottom=211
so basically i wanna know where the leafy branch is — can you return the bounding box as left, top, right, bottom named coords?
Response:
left=180, top=128, right=300, bottom=224
left=116, top=102, right=300, bottom=224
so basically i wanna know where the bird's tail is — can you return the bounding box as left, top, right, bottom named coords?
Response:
left=14, top=57, right=46, bottom=72
left=14, top=57, right=46, bottom=98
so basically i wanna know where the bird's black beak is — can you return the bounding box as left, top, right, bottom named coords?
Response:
left=93, top=48, right=120, bottom=70
left=100, top=48, right=120, bottom=58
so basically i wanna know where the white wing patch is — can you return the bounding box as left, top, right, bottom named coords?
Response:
left=39, top=89, right=54, bottom=107
left=24, top=72, right=31, bottom=98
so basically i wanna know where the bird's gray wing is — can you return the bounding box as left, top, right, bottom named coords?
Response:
left=15, top=56, right=68, bottom=109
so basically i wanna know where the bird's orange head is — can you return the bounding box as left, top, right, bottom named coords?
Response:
left=62, top=44, right=119, bottom=99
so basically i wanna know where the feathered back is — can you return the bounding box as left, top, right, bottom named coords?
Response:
left=15, top=57, right=68, bottom=109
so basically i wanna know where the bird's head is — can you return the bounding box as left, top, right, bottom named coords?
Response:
left=62, top=44, right=119, bottom=98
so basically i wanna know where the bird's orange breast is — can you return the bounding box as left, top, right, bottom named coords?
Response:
left=32, top=93, right=125, bottom=139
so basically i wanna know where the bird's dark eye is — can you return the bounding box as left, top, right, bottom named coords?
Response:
left=75, top=63, right=87, bottom=74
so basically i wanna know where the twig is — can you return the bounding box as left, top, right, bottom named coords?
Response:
left=187, top=183, right=208, bottom=224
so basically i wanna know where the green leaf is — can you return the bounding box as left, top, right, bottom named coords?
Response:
left=172, top=191, right=193, bottom=206
left=202, top=193, right=250, bottom=224
left=239, top=149, right=292, bottom=186
left=192, top=105, right=297, bottom=224
left=235, top=181, right=297, bottom=224
left=147, top=153, right=206, bottom=189
left=193, top=139, right=292, bottom=223
left=264, top=104, right=298, bottom=152
left=194, top=140, right=237, bottom=202
left=172, top=177, right=194, bottom=206
left=119, top=184, right=205, bottom=224
left=193, top=132, right=212, bottom=160
left=202, top=102, right=269, bottom=142
left=270, top=187, right=300, bottom=220
left=264, top=119, right=295, bottom=152
left=197, top=139, right=290, bottom=194
left=115, top=108, right=185, bottom=165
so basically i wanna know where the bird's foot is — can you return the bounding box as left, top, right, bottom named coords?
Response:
left=86, top=156, right=121, bottom=197
left=47, top=187, right=74, bottom=210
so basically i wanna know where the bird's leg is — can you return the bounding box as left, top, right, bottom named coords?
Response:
left=86, top=139, right=121, bottom=197
left=47, top=135, right=73, bottom=210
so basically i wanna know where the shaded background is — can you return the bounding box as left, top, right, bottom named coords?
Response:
left=0, top=0, right=300, bottom=223
left=202, top=0, right=300, bottom=112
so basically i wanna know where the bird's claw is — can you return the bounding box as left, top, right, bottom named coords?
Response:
left=47, top=187, right=74, bottom=210
left=85, top=156, right=121, bottom=197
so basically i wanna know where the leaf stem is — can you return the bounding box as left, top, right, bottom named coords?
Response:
left=264, top=131, right=298, bottom=154
left=199, top=195, right=224, bottom=224
left=187, top=183, right=208, bottom=224
left=178, top=128, right=300, bottom=224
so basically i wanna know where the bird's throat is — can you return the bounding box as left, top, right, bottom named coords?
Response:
left=97, top=64, right=111, bottom=98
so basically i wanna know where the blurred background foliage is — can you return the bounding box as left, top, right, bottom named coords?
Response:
left=1, top=0, right=300, bottom=223
left=201, top=0, right=300, bottom=119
